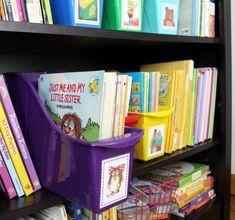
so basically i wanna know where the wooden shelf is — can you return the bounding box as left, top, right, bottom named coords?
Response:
left=0, top=189, right=66, bottom=220
left=132, top=139, right=219, bottom=177
left=0, top=21, right=219, bottom=54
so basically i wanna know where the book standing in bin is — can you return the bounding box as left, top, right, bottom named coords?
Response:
left=0, top=75, right=41, bottom=191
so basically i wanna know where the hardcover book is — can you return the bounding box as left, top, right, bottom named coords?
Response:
left=0, top=74, right=41, bottom=191
left=38, top=71, right=115, bottom=142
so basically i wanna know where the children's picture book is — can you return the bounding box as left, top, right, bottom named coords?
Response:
left=0, top=74, right=41, bottom=191
left=74, top=0, right=100, bottom=25
left=38, top=71, right=110, bottom=142
left=121, top=0, right=142, bottom=31
left=25, top=0, right=43, bottom=23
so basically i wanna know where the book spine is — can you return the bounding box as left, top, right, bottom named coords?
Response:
left=0, top=0, right=6, bottom=20
left=0, top=101, right=34, bottom=195
left=39, top=0, right=47, bottom=23
left=208, top=0, right=215, bottom=37
left=10, top=0, right=19, bottom=21
left=0, top=151, right=17, bottom=198
left=2, top=0, right=9, bottom=20
left=15, top=0, right=24, bottom=21
left=0, top=131, right=24, bottom=196
left=25, top=0, right=43, bottom=23
left=5, top=0, right=13, bottom=21
left=20, top=0, right=28, bottom=21
left=0, top=75, right=41, bottom=191
left=43, top=0, right=52, bottom=24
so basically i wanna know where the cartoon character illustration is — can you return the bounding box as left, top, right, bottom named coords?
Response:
left=107, top=164, right=125, bottom=197
left=159, top=82, right=169, bottom=97
left=131, top=94, right=140, bottom=105
left=127, top=0, right=138, bottom=25
left=150, top=129, right=163, bottom=153
left=163, top=7, right=175, bottom=27
left=89, top=77, right=99, bottom=95
left=78, top=0, right=97, bottom=20
left=131, top=82, right=140, bottom=93
left=60, top=113, right=83, bottom=138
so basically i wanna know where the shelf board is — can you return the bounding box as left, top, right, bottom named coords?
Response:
left=132, top=139, right=219, bottom=177
left=0, top=21, right=220, bottom=54
left=0, top=189, right=66, bottom=220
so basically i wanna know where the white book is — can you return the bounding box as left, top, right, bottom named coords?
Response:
left=39, top=204, right=68, bottom=220
left=99, top=72, right=117, bottom=140
left=10, top=0, right=20, bottom=21
left=201, top=0, right=209, bottom=37
left=26, top=0, right=43, bottom=23
left=124, top=76, right=132, bottom=117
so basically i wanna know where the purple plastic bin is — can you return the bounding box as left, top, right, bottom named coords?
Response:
left=5, top=73, right=143, bottom=213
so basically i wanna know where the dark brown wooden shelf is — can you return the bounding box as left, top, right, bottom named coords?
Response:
left=132, top=139, right=219, bottom=177
left=0, top=189, right=66, bottom=220
left=0, top=21, right=219, bottom=54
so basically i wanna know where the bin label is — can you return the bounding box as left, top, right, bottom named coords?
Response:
left=121, top=0, right=142, bottom=31
left=148, top=124, right=165, bottom=157
left=74, top=0, right=100, bottom=25
left=100, top=153, right=130, bottom=208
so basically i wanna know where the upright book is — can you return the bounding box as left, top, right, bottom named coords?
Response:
left=0, top=75, right=41, bottom=191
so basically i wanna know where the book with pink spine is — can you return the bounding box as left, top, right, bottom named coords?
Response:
left=16, top=0, right=25, bottom=21
left=0, top=75, right=41, bottom=191
left=0, top=152, right=17, bottom=199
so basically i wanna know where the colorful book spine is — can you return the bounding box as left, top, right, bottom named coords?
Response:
left=0, top=151, right=17, bottom=199
left=0, top=131, right=24, bottom=196
left=5, top=0, right=13, bottom=21
left=16, top=0, right=24, bottom=21
left=0, top=75, right=41, bottom=191
left=0, top=0, right=6, bottom=20
left=208, top=0, right=215, bottom=37
left=43, top=0, right=52, bottom=24
left=0, top=101, right=34, bottom=196
left=2, top=0, right=9, bottom=20
left=10, top=0, right=20, bottom=21
left=20, top=0, right=28, bottom=21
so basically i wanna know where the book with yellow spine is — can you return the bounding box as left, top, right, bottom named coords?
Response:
left=0, top=101, right=33, bottom=196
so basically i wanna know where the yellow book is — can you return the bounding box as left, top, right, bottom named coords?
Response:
left=141, top=60, right=194, bottom=151
left=110, top=207, right=117, bottom=220
left=0, top=102, right=33, bottom=196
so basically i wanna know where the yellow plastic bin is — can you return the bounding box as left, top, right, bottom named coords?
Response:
left=129, top=107, right=173, bottom=161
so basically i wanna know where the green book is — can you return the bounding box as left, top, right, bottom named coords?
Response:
left=186, top=69, right=197, bottom=146
left=146, top=161, right=210, bottom=188
left=43, top=0, right=53, bottom=24
left=102, top=0, right=144, bottom=32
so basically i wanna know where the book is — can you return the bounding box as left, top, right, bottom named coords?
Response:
left=0, top=151, right=17, bottom=198
left=42, top=0, right=52, bottom=24
left=2, top=0, right=9, bottom=20
left=192, top=0, right=201, bottom=36
left=0, top=75, right=41, bottom=191
left=146, top=161, right=210, bottom=188
left=177, top=0, right=193, bottom=36
left=25, top=0, right=43, bottom=23
left=39, top=0, right=47, bottom=23
left=0, top=131, right=24, bottom=196
left=208, top=0, right=215, bottom=37
left=15, top=0, right=24, bottom=21
left=39, top=204, right=68, bottom=220
left=66, top=202, right=82, bottom=220
left=20, top=0, right=28, bottom=21
left=0, top=0, right=6, bottom=20
left=10, top=0, right=20, bottom=21
left=5, top=0, right=13, bottom=20
left=0, top=101, right=33, bottom=195
left=38, top=71, right=117, bottom=141
left=142, top=0, right=180, bottom=35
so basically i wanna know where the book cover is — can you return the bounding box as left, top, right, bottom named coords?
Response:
left=0, top=151, right=17, bottom=199
left=208, top=68, right=218, bottom=139
left=38, top=71, right=106, bottom=142
left=177, top=0, right=193, bottom=36
left=0, top=101, right=33, bottom=195
left=5, top=0, right=13, bottom=20
left=10, top=0, right=20, bottom=21
left=15, top=0, right=24, bottom=21
left=124, top=72, right=145, bottom=113
left=0, top=75, right=41, bottom=191
left=194, top=72, right=204, bottom=144
left=25, top=0, right=43, bottom=23
left=0, top=131, right=24, bottom=196
left=43, top=0, right=52, bottom=24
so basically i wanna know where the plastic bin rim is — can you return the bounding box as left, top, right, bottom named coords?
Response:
left=11, top=73, right=144, bottom=149
left=128, top=107, right=173, bottom=118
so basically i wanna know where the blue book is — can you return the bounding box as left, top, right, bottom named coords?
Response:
left=66, top=202, right=82, bottom=220
left=192, top=0, right=201, bottom=36
left=194, top=73, right=204, bottom=144
left=50, top=0, right=104, bottom=28
left=0, top=132, right=24, bottom=197
left=121, top=72, right=145, bottom=113
left=142, top=0, right=180, bottom=35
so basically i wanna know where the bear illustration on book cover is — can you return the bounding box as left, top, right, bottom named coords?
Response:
left=38, top=71, right=105, bottom=142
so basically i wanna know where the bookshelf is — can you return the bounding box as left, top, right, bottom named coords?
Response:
left=0, top=0, right=231, bottom=219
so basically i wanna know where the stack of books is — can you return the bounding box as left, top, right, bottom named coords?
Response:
left=38, top=70, right=132, bottom=141
left=0, top=75, right=41, bottom=199
left=141, top=61, right=218, bottom=153
left=145, top=161, right=216, bottom=218
left=0, top=0, right=53, bottom=24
